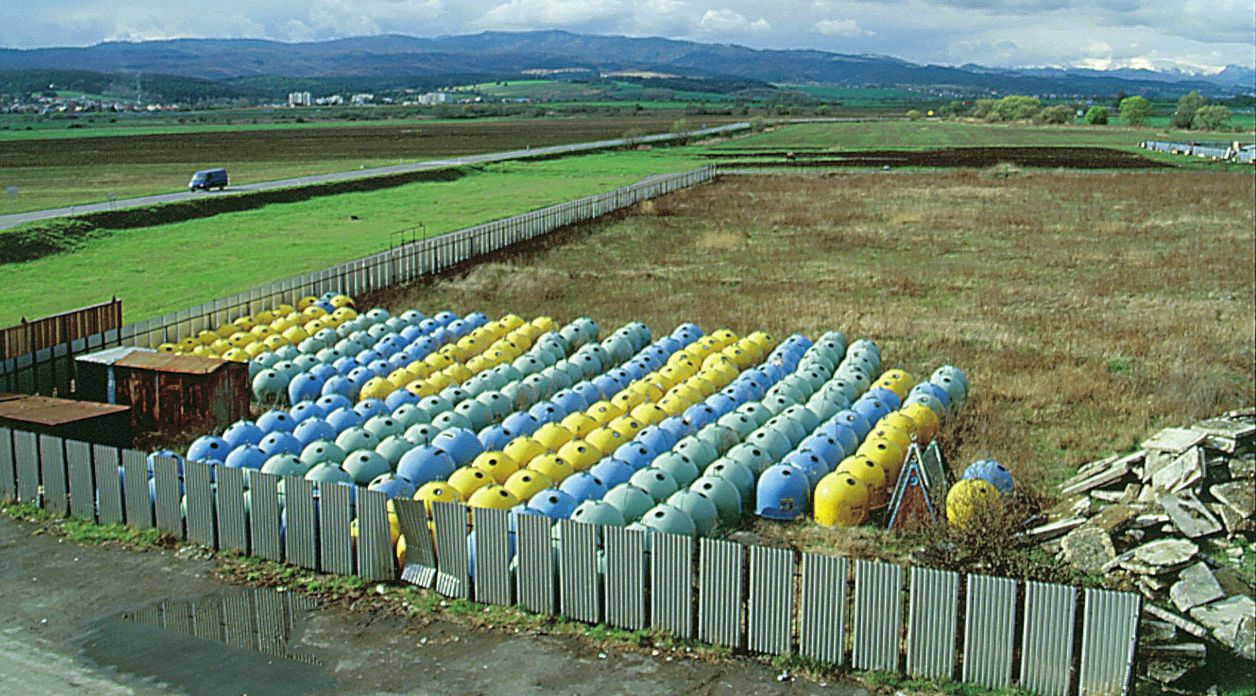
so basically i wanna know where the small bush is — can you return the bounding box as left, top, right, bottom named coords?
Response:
left=1084, top=106, right=1109, bottom=125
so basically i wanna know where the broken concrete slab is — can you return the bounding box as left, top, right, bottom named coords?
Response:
left=1229, top=457, right=1255, bottom=480
left=1189, top=595, right=1256, bottom=648
left=1192, top=417, right=1256, bottom=448
left=1085, top=504, right=1139, bottom=534
left=1132, top=538, right=1199, bottom=569
left=1159, top=489, right=1224, bottom=538
left=1026, top=517, right=1086, bottom=541
left=1143, top=450, right=1177, bottom=483
left=1092, top=490, right=1126, bottom=503
left=1131, top=513, right=1170, bottom=529
left=1143, top=428, right=1208, bottom=454
left=1208, top=503, right=1253, bottom=536
left=1145, top=643, right=1207, bottom=684
left=1171, top=562, right=1226, bottom=612
left=1060, top=525, right=1116, bottom=574
left=1151, top=447, right=1206, bottom=493
left=1062, top=454, right=1121, bottom=488
left=1144, top=602, right=1211, bottom=639
left=1234, top=615, right=1254, bottom=661
left=1060, top=454, right=1136, bottom=497
left=1140, top=619, right=1178, bottom=644
left=1211, top=481, right=1255, bottom=518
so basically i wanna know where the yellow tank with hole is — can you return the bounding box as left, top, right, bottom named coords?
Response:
left=946, top=479, right=1003, bottom=529
left=534, top=423, right=575, bottom=451
left=610, top=390, right=646, bottom=412
left=876, top=370, right=914, bottom=399
left=901, top=404, right=939, bottom=443
left=244, top=342, right=269, bottom=358
left=254, top=310, right=276, bottom=324
left=178, top=337, right=199, bottom=352
left=528, top=454, right=573, bottom=483
left=425, top=372, right=453, bottom=392
left=405, top=380, right=437, bottom=398
left=642, top=371, right=675, bottom=392
left=814, top=472, right=870, bottom=527
left=228, top=333, right=254, bottom=348
left=249, top=325, right=275, bottom=340
left=557, top=440, right=603, bottom=471
left=439, top=344, right=469, bottom=363
left=630, top=403, right=669, bottom=426
left=331, top=295, right=354, bottom=309
left=441, top=363, right=473, bottom=385
left=472, top=452, right=519, bottom=484
left=209, top=338, right=232, bottom=355
left=158, top=343, right=178, bottom=353
left=424, top=352, right=454, bottom=371
left=504, top=438, right=548, bottom=467
left=657, top=396, right=689, bottom=417
left=500, top=314, right=526, bottom=331
left=466, top=355, right=495, bottom=375
left=387, top=369, right=414, bottom=389
left=196, top=330, right=218, bottom=345
left=455, top=336, right=480, bottom=355
left=414, top=482, right=461, bottom=515
left=233, top=316, right=257, bottom=332
left=584, top=426, right=626, bottom=456
left=835, top=456, right=889, bottom=508
left=531, top=316, right=557, bottom=334
left=685, top=376, right=718, bottom=398
left=332, top=307, right=357, bottom=324
left=282, top=326, right=310, bottom=345
left=506, top=330, right=532, bottom=351
left=696, top=367, right=733, bottom=389
left=867, top=423, right=912, bottom=454
left=448, top=467, right=492, bottom=500
left=405, top=362, right=433, bottom=381
left=746, top=331, right=776, bottom=354
left=274, top=304, right=295, bottom=318
left=664, top=383, right=703, bottom=408
left=710, top=329, right=738, bottom=349
left=504, top=469, right=552, bottom=502
left=560, top=412, right=599, bottom=439
left=359, top=377, right=397, bottom=402
left=222, top=348, right=250, bottom=363
left=879, top=412, right=919, bottom=442
left=296, top=296, right=319, bottom=311
left=215, top=323, right=238, bottom=338
left=468, top=485, right=520, bottom=510
left=856, top=438, right=907, bottom=486
left=627, top=381, right=664, bottom=403
left=586, top=401, right=625, bottom=426
left=192, top=345, right=216, bottom=358
left=608, top=416, right=644, bottom=439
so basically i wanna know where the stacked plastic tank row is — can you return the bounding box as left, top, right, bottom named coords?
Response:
left=157, top=294, right=359, bottom=362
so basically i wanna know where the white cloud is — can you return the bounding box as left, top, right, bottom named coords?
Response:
left=814, top=19, right=863, bottom=37
left=478, top=0, right=625, bottom=29
left=698, top=8, right=770, bottom=34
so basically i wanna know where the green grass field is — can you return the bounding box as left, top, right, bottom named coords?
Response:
left=0, top=148, right=706, bottom=325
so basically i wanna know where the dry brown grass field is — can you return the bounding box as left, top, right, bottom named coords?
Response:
left=375, top=169, right=1254, bottom=565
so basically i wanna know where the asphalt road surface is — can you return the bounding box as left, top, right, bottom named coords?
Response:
left=0, top=516, right=866, bottom=696
left=0, top=123, right=747, bottom=231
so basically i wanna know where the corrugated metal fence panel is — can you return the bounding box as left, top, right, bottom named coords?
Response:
left=283, top=476, right=318, bottom=570
left=318, top=482, right=354, bottom=577
left=164, top=600, right=193, bottom=636
left=394, top=498, right=437, bottom=588
left=906, top=566, right=959, bottom=680
left=357, top=488, right=397, bottom=582
left=431, top=500, right=469, bottom=597
left=184, top=460, right=216, bottom=547
left=747, top=546, right=793, bottom=655
left=516, top=513, right=556, bottom=615
left=1078, top=589, right=1140, bottom=696
left=65, top=440, right=95, bottom=520
left=152, top=455, right=183, bottom=537
left=799, top=553, right=848, bottom=665
left=698, top=538, right=743, bottom=649
left=121, top=449, right=152, bottom=529
left=558, top=520, right=601, bottom=624
left=38, top=435, right=67, bottom=516
left=603, top=526, right=646, bottom=630
left=13, top=429, right=38, bottom=504
left=1021, top=581, right=1077, bottom=696
left=473, top=508, right=512, bottom=607
left=193, top=598, right=225, bottom=643
left=249, top=472, right=283, bottom=561
left=215, top=465, right=248, bottom=553
left=962, top=574, right=1017, bottom=689
left=92, top=444, right=123, bottom=525
left=650, top=533, right=694, bottom=640
left=0, top=427, right=13, bottom=502
left=852, top=560, right=903, bottom=672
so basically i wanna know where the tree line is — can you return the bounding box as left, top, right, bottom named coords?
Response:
left=918, top=91, right=1234, bottom=130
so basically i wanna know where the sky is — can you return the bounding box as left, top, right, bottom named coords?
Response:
left=2, top=0, right=1253, bottom=74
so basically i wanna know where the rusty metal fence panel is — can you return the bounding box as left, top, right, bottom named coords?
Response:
left=962, top=574, right=1017, bottom=689
left=184, top=460, right=215, bottom=547
left=92, top=444, right=123, bottom=525
left=516, top=513, right=556, bottom=615
left=431, top=500, right=469, bottom=596
left=558, top=520, right=601, bottom=624
left=852, top=560, right=903, bottom=672
left=394, top=498, right=437, bottom=588
left=249, top=472, right=282, bottom=561
left=215, top=465, right=247, bottom=553
left=0, top=427, right=13, bottom=501
left=65, top=439, right=95, bottom=520
left=747, top=546, right=793, bottom=655
left=1079, top=589, right=1140, bottom=696
left=1021, top=581, right=1077, bottom=696
left=651, top=533, right=694, bottom=639
left=121, top=449, right=151, bottom=529
left=603, top=526, right=646, bottom=630
left=473, top=508, right=512, bottom=607
left=318, top=482, right=354, bottom=577
left=152, top=455, right=182, bottom=537
left=799, top=553, right=847, bottom=665
left=38, top=435, right=67, bottom=516
left=283, top=476, right=317, bottom=570
left=13, top=429, right=38, bottom=504
left=357, top=488, right=396, bottom=583
left=907, top=566, right=959, bottom=680
left=698, top=538, right=743, bottom=649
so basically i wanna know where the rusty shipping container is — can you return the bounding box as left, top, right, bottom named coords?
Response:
left=75, top=348, right=249, bottom=436
left=0, top=393, right=132, bottom=448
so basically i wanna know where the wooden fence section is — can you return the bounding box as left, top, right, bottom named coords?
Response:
left=0, top=425, right=1142, bottom=696
left=0, top=298, right=123, bottom=395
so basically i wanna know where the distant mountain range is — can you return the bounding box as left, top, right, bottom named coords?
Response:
left=1, top=31, right=1250, bottom=101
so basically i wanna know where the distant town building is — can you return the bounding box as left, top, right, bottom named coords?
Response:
left=315, top=95, right=344, bottom=106
left=350, top=93, right=375, bottom=106
left=418, top=92, right=452, bottom=105
left=287, top=91, right=312, bottom=107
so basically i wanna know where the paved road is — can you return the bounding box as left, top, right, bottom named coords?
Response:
left=0, top=123, right=749, bottom=231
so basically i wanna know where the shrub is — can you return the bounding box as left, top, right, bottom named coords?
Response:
left=1037, top=104, right=1074, bottom=124
left=1192, top=105, right=1232, bottom=131
left=1084, top=106, right=1109, bottom=125
left=906, top=109, right=923, bottom=121
left=1118, top=96, right=1152, bottom=127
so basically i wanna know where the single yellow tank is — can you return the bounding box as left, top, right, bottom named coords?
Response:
left=835, top=456, right=889, bottom=508
left=814, top=472, right=870, bottom=527
left=946, top=479, right=1003, bottom=529
left=504, top=469, right=552, bottom=502
left=472, top=451, right=519, bottom=484
left=528, top=453, right=574, bottom=483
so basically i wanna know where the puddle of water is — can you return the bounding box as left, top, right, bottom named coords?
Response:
left=81, top=587, right=338, bottom=696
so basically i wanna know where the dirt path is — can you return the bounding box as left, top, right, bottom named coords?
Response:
left=0, top=517, right=866, bottom=696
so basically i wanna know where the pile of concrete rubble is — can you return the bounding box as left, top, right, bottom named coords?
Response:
left=1031, top=408, right=1255, bottom=686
